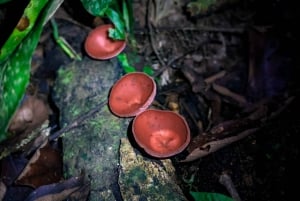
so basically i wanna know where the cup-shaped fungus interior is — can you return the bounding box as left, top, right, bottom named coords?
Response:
left=85, top=24, right=126, bottom=60
left=109, top=72, right=156, bottom=117
left=132, top=109, right=190, bottom=158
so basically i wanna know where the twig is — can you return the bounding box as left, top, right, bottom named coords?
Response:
left=153, top=44, right=203, bottom=78
left=219, top=172, right=242, bottom=201
left=134, top=25, right=245, bottom=34
left=177, top=26, right=245, bottom=33
left=267, top=96, right=295, bottom=120
left=147, top=0, right=205, bottom=78
left=147, top=0, right=231, bottom=78
left=180, top=128, right=258, bottom=162
left=204, top=70, right=226, bottom=84
left=147, top=0, right=167, bottom=69
left=212, top=83, right=248, bottom=106
left=49, top=100, right=107, bottom=141
left=181, top=101, right=200, bottom=130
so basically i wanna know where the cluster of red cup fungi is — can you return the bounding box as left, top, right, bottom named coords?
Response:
left=108, top=72, right=190, bottom=158
left=84, top=24, right=190, bottom=158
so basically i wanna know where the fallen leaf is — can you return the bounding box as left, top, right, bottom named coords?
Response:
left=8, top=94, right=51, bottom=136
left=23, top=176, right=88, bottom=201
left=15, top=140, right=63, bottom=188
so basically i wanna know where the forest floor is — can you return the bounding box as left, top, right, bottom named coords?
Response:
left=1, top=0, right=299, bottom=200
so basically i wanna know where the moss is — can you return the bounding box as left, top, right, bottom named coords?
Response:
left=69, top=104, right=81, bottom=118
left=127, top=166, right=147, bottom=185
left=119, top=138, right=188, bottom=201
left=53, top=58, right=128, bottom=200
left=58, top=67, right=74, bottom=85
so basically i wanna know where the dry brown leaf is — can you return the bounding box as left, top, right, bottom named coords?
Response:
left=8, top=95, right=51, bottom=136
left=15, top=140, right=63, bottom=188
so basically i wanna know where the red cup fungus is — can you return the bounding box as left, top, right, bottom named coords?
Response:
left=84, top=24, right=126, bottom=60
left=108, top=72, right=156, bottom=117
left=108, top=72, right=191, bottom=158
left=132, top=109, right=190, bottom=158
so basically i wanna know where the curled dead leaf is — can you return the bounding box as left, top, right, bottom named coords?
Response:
left=15, top=140, right=63, bottom=188
left=8, top=94, right=52, bottom=136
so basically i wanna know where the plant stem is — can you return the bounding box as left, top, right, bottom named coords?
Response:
left=50, top=18, right=82, bottom=61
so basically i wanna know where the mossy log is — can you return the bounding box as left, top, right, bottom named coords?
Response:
left=52, top=57, right=187, bottom=200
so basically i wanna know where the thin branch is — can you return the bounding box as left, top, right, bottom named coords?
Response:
left=153, top=45, right=203, bottom=78
left=204, top=70, right=227, bottom=84
left=161, top=26, right=245, bottom=33
left=49, top=100, right=107, bottom=141
left=134, top=25, right=245, bottom=34
left=212, top=83, right=248, bottom=106
left=180, top=128, right=258, bottom=162
left=147, top=0, right=167, bottom=68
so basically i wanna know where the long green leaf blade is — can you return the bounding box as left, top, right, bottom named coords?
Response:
left=0, top=0, right=64, bottom=142
left=0, top=0, right=48, bottom=63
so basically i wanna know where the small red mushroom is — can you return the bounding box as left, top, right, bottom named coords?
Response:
left=132, top=109, right=190, bottom=158
left=108, top=72, right=156, bottom=117
left=84, top=24, right=126, bottom=60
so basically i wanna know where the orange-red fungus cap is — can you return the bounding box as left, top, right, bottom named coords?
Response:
left=132, top=109, right=190, bottom=158
left=85, top=24, right=126, bottom=60
left=108, top=72, right=156, bottom=117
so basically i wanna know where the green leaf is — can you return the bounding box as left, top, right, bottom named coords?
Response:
left=190, top=191, right=234, bottom=201
left=0, top=0, right=64, bottom=143
left=122, top=0, right=129, bottom=33
left=80, top=0, right=130, bottom=41
left=123, top=0, right=134, bottom=35
left=117, top=53, right=130, bottom=67
left=0, top=0, right=48, bottom=63
left=122, top=65, right=136, bottom=73
left=105, top=7, right=126, bottom=40
left=117, top=53, right=136, bottom=73
left=80, top=0, right=112, bottom=16
left=142, top=65, right=154, bottom=76
left=42, top=0, right=64, bottom=25
left=0, top=0, right=13, bottom=4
